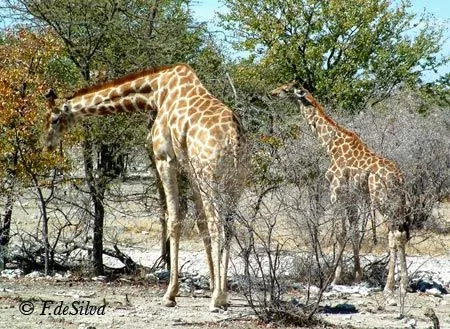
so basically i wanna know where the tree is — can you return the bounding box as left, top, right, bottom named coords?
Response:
left=219, top=0, right=448, bottom=111
left=1, top=0, right=219, bottom=274
left=0, top=28, right=69, bottom=272
left=419, top=73, right=450, bottom=110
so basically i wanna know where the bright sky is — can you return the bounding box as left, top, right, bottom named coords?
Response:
left=191, top=0, right=450, bottom=82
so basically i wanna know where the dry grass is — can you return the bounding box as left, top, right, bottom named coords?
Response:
left=6, top=183, right=449, bottom=266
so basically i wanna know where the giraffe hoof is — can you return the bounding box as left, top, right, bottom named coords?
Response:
left=209, top=304, right=227, bottom=313
left=162, top=298, right=177, bottom=307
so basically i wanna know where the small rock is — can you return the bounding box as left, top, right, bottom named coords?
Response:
left=179, top=282, right=192, bottom=294
left=25, top=271, right=43, bottom=278
left=395, top=313, right=404, bottom=320
left=193, top=289, right=205, bottom=296
left=1, top=269, right=23, bottom=279
left=426, top=287, right=444, bottom=298
left=145, top=273, right=158, bottom=284
left=154, top=269, right=169, bottom=282
left=182, top=277, right=193, bottom=284
left=410, top=279, right=448, bottom=295
left=192, top=275, right=210, bottom=290
left=78, top=324, right=96, bottom=329
left=228, top=280, right=241, bottom=292
left=54, top=273, right=68, bottom=281
left=308, top=285, right=320, bottom=294
left=406, top=318, right=417, bottom=327
left=290, top=297, right=303, bottom=307
left=4, top=263, right=18, bottom=269
left=322, top=303, right=358, bottom=314
left=291, top=282, right=303, bottom=290
left=400, top=316, right=409, bottom=323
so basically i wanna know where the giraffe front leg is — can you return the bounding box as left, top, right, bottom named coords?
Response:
left=328, top=172, right=347, bottom=286
left=384, top=230, right=397, bottom=294
left=333, top=216, right=347, bottom=286
left=156, top=159, right=181, bottom=307
left=349, top=207, right=363, bottom=283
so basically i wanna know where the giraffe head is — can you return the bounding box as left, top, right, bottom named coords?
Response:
left=270, top=81, right=316, bottom=115
left=44, top=89, right=74, bottom=151
left=270, top=80, right=299, bottom=98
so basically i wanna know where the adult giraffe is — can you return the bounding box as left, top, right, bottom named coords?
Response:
left=270, top=81, right=409, bottom=293
left=44, top=64, right=245, bottom=310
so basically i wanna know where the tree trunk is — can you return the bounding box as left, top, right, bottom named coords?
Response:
left=0, top=194, right=14, bottom=248
left=0, top=194, right=13, bottom=269
left=35, top=185, right=51, bottom=274
left=83, top=124, right=106, bottom=276
left=91, top=189, right=105, bottom=276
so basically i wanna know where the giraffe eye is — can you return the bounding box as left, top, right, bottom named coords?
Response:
left=51, top=116, right=60, bottom=125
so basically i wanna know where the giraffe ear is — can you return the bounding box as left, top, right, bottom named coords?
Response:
left=44, top=88, right=58, bottom=110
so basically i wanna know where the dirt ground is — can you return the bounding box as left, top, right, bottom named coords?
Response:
left=0, top=277, right=253, bottom=329
left=0, top=269, right=449, bottom=329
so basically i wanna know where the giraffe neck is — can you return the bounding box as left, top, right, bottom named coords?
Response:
left=64, top=64, right=205, bottom=120
left=298, top=101, right=340, bottom=152
left=297, top=97, right=404, bottom=185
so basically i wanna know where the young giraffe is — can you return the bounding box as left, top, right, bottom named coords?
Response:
left=44, top=64, right=245, bottom=310
left=270, top=81, right=409, bottom=293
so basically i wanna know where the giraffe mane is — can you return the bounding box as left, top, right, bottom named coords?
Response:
left=299, top=86, right=339, bottom=128
left=68, top=63, right=191, bottom=99
left=299, top=86, right=373, bottom=150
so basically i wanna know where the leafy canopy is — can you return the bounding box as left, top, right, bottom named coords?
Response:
left=0, top=28, right=68, bottom=186
left=220, top=0, right=448, bottom=111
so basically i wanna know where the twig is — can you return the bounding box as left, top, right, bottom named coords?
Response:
left=225, top=71, right=238, bottom=102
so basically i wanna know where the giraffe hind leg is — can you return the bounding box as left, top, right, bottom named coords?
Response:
left=384, top=229, right=409, bottom=294
left=200, top=187, right=230, bottom=311
left=396, top=229, right=409, bottom=294
left=192, top=185, right=215, bottom=290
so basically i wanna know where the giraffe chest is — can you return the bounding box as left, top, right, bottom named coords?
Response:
left=151, top=115, right=178, bottom=162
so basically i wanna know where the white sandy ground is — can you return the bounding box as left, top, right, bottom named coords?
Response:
left=1, top=246, right=449, bottom=329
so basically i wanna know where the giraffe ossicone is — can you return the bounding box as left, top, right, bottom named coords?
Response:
left=44, top=63, right=245, bottom=310
left=270, top=81, right=410, bottom=293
